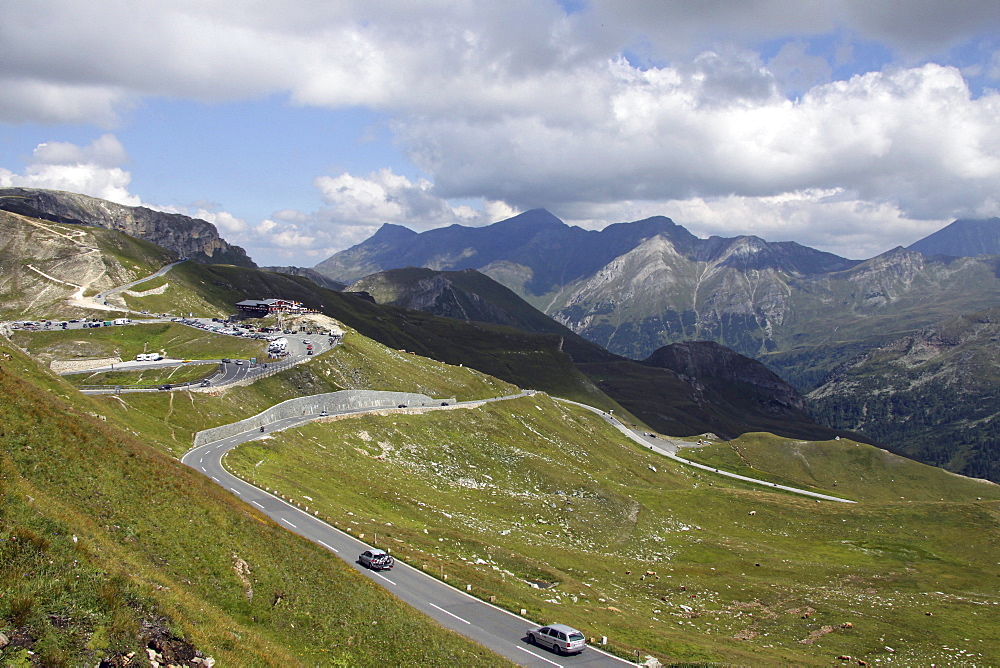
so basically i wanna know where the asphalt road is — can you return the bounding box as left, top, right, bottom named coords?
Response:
left=182, top=397, right=636, bottom=668
left=92, top=260, right=186, bottom=308
left=60, top=318, right=338, bottom=393
left=556, top=398, right=856, bottom=504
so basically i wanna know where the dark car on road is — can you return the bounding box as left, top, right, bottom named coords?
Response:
left=359, top=549, right=394, bottom=571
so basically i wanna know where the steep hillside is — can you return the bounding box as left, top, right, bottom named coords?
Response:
left=908, top=217, right=1000, bottom=257
left=0, top=188, right=255, bottom=267
left=348, top=267, right=574, bottom=336
left=808, top=307, right=1000, bottom=482
left=7, top=243, right=1000, bottom=665
left=0, top=208, right=176, bottom=320
left=0, top=338, right=506, bottom=666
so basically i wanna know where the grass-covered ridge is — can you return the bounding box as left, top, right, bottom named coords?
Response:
left=679, top=432, right=998, bottom=504
left=224, top=394, right=1000, bottom=666
left=0, top=339, right=510, bottom=666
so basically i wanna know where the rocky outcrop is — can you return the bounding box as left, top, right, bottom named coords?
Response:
left=0, top=187, right=256, bottom=267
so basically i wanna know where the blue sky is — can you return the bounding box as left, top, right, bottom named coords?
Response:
left=2, top=1, right=999, bottom=265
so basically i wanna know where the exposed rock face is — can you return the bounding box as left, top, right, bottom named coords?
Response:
left=808, top=307, right=1000, bottom=482
left=0, top=187, right=256, bottom=267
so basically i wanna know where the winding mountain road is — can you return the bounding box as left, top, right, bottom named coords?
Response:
left=90, top=259, right=187, bottom=311
left=182, top=393, right=635, bottom=667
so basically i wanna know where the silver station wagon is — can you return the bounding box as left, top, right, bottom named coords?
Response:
left=526, top=623, right=587, bottom=655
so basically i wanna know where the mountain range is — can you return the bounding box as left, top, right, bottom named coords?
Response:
left=4, top=188, right=997, bottom=480
left=317, top=210, right=1000, bottom=390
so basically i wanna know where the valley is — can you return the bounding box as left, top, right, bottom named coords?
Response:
left=1, top=195, right=999, bottom=666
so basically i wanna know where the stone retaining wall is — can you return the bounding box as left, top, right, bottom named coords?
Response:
left=193, top=389, right=453, bottom=446
left=50, top=357, right=122, bottom=374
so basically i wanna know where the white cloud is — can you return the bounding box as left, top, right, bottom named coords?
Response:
left=3, top=2, right=999, bottom=263
left=313, top=168, right=501, bottom=229
left=408, top=61, right=1000, bottom=230
left=0, top=134, right=140, bottom=206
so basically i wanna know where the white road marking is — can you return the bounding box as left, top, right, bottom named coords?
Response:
left=252, top=500, right=265, bottom=509
left=230, top=488, right=241, bottom=495
left=429, top=602, right=470, bottom=624
left=280, top=518, right=297, bottom=529
left=373, top=571, right=396, bottom=586
left=211, top=476, right=220, bottom=482
left=317, top=540, right=339, bottom=553
left=199, top=457, right=203, bottom=464
left=516, top=646, right=563, bottom=667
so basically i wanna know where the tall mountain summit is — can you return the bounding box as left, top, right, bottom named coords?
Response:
left=907, top=217, right=1000, bottom=257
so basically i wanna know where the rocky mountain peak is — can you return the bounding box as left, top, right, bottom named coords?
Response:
left=0, top=187, right=256, bottom=267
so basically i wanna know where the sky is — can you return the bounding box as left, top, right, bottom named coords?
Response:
left=1, top=1, right=999, bottom=266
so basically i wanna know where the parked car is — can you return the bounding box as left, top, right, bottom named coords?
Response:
left=526, top=624, right=587, bottom=655
left=359, top=549, right=394, bottom=571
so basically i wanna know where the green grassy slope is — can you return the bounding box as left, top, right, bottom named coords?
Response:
left=0, top=339, right=510, bottom=666
left=224, top=394, right=1000, bottom=666
left=104, top=261, right=628, bottom=412
left=680, top=432, right=998, bottom=504
left=64, top=363, right=218, bottom=388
